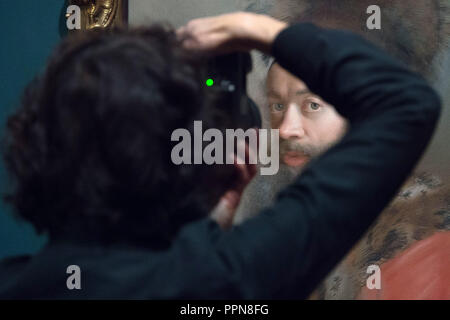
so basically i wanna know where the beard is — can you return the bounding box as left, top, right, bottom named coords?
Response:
left=233, top=161, right=299, bottom=223
left=279, top=139, right=322, bottom=175
left=234, top=138, right=336, bottom=223
left=280, top=138, right=324, bottom=159
left=279, top=138, right=333, bottom=172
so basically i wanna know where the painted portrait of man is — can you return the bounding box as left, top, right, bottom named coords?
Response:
left=236, top=0, right=450, bottom=299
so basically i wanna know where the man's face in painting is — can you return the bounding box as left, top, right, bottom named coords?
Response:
left=266, top=63, right=348, bottom=172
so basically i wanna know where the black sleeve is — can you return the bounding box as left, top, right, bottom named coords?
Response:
left=173, top=23, right=441, bottom=299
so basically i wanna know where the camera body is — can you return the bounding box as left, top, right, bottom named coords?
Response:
left=204, top=52, right=261, bottom=130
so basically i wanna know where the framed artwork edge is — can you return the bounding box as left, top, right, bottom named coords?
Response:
left=67, top=0, right=129, bottom=30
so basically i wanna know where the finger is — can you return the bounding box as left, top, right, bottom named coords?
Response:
left=186, top=16, right=220, bottom=34
left=181, top=32, right=230, bottom=54
left=242, top=141, right=257, bottom=182
left=176, top=26, right=187, bottom=40
left=234, top=140, right=256, bottom=190
left=182, top=38, right=199, bottom=50
left=210, top=192, right=239, bottom=230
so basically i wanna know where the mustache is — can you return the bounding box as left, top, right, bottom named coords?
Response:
left=279, top=139, right=322, bottom=158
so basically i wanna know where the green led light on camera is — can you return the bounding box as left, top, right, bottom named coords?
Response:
left=206, top=78, right=214, bottom=87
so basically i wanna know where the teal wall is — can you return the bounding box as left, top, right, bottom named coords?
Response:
left=0, top=1, right=67, bottom=258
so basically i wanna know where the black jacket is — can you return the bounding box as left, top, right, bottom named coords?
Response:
left=0, top=23, right=441, bottom=299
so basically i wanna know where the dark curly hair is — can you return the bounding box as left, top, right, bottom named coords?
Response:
left=3, top=24, right=238, bottom=248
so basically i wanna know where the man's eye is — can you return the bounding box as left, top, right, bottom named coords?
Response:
left=306, top=102, right=321, bottom=112
left=271, top=103, right=285, bottom=112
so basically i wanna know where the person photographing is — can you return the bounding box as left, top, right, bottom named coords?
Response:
left=0, top=12, right=440, bottom=299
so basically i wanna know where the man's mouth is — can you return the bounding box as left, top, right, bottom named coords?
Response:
left=282, top=151, right=309, bottom=167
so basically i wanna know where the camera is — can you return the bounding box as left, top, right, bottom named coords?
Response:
left=204, top=52, right=261, bottom=130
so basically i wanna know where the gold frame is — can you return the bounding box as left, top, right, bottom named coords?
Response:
left=66, top=0, right=128, bottom=30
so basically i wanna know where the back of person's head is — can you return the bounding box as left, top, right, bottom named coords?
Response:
left=3, top=25, right=238, bottom=248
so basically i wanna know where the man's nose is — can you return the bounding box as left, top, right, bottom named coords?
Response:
left=279, top=104, right=305, bottom=140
